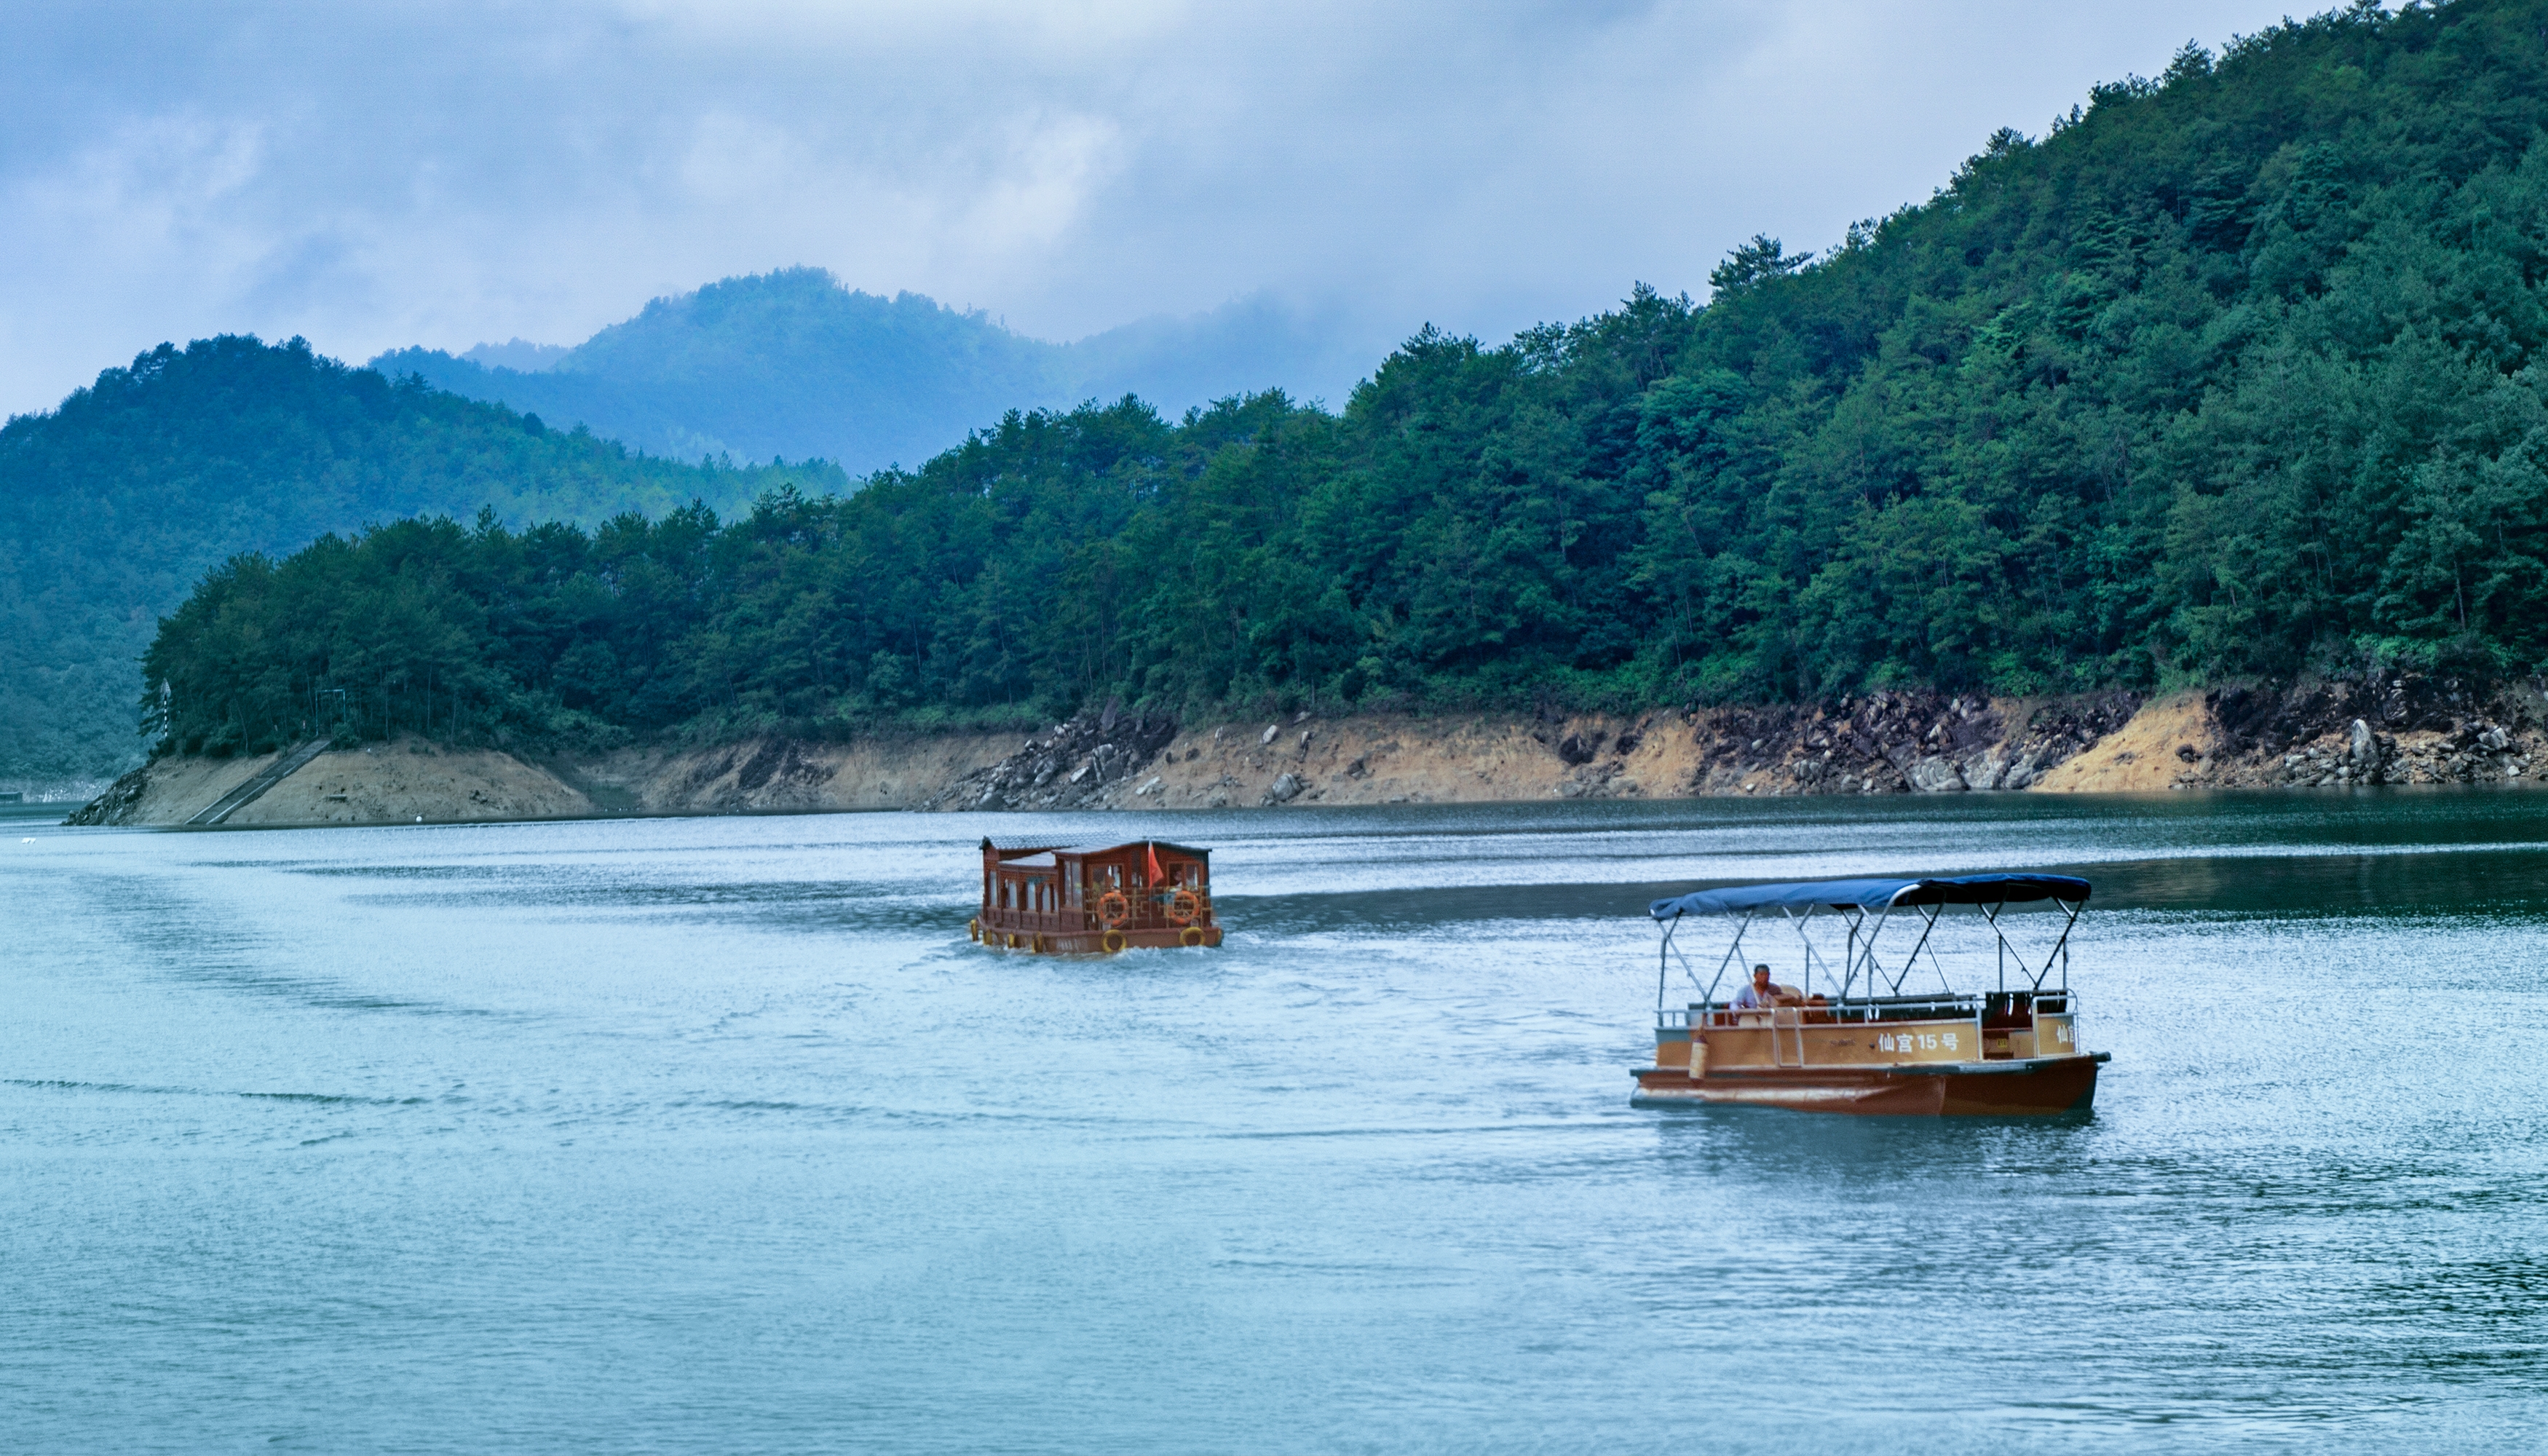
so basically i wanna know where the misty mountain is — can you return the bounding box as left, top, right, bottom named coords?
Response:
left=373, top=269, right=1372, bottom=472
left=0, top=335, right=818, bottom=791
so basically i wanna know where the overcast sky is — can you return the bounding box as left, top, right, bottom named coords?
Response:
left=1, top=0, right=2311, bottom=419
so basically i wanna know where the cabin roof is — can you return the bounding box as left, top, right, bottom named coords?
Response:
left=986, top=838, right=1210, bottom=860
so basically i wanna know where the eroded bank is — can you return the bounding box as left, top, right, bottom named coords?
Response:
left=67, top=676, right=2548, bottom=828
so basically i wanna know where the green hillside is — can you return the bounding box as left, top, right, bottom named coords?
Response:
left=146, top=0, right=2548, bottom=754
left=378, top=270, right=1366, bottom=473
left=0, top=336, right=826, bottom=787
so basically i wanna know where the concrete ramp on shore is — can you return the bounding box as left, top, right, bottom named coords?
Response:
left=186, top=740, right=331, bottom=825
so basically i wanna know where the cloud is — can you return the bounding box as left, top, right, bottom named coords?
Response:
left=0, top=0, right=2303, bottom=417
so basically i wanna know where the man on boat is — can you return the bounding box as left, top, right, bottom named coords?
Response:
left=1729, top=964, right=1799, bottom=1010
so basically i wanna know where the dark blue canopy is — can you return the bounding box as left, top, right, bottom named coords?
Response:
left=1648, top=873, right=2091, bottom=920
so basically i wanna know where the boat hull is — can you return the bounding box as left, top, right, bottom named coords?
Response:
left=1631, top=1053, right=2105, bottom=1116
left=972, top=918, right=1222, bottom=953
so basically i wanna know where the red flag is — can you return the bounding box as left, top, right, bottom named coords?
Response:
left=1145, top=842, right=1163, bottom=887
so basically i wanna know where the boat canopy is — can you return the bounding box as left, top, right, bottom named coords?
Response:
left=1648, top=873, right=2091, bottom=920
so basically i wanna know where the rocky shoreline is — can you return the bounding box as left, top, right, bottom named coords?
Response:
left=63, top=673, right=2548, bottom=828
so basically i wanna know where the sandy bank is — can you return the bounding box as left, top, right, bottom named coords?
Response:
left=229, top=741, right=594, bottom=825
left=67, top=739, right=595, bottom=827
left=561, top=732, right=1018, bottom=815
left=71, top=674, right=2548, bottom=828
left=925, top=692, right=2137, bottom=812
left=2030, top=693, right=2219, bottom=792
left=1000, top=712, right=1710, bottom=811
left=71, top=731, right=1018, bottom=826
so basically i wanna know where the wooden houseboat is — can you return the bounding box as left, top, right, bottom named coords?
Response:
left=1631, top=874, right=2108, bottom=1116
left=970, top=837, right=1224, bottom=953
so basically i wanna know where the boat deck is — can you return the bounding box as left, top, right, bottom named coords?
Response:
left=1632, top=993, right=2105, bottom=1115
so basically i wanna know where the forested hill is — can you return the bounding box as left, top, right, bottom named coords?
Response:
left=376, top=271, right=1367, bottom=473
left=148, top=0, right=2548, bottom=760
left=0, top=336, right=820, bottom=788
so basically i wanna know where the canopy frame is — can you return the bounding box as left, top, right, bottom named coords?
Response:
left=1649, top=873, right=2089, bottom=1012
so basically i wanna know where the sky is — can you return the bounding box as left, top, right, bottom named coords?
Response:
left=1, top=0, right=2314, bottom=419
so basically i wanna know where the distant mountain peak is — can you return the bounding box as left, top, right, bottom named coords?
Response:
left=459, top=338, right=571, bottom=373
left=373, top=268, right=1378, bottom=472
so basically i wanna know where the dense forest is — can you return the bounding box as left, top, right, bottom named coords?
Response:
left=0, top=336, right=819, bottom=783
left=379, top=271, right=1366, bottom=473
left=145, top=0, right=2548, bottom=759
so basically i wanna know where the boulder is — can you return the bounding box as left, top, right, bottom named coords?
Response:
left=1960, top=744, right=2009, bottom=790
left=2347, top=719, right=2378, bottom=769
left=1907, top=756, right=1968, bottom=793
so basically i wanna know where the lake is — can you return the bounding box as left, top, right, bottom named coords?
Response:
left=3, top=791, right=2544, bottom=1452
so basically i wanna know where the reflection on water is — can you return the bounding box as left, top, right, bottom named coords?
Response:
left=2, top=788, right=2544, bottom=1451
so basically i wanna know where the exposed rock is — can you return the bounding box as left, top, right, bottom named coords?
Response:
left=1557, top=760, right=1638, bottom=799
left=63, top=764, right=151, bottom=826
left=927, top=708, right=1180, bottom=811
left=86, top=669, right=2548, bottom=828
left=2202, top=676, right=2548, bottom=788
left=1683, top=689, right=2135, bottom=797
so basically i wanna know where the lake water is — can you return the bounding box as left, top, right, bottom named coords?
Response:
left=4, top=791, right=2544, bottom=1452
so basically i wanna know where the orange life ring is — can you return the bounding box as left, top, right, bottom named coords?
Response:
left=1097, top=889, right=1131, bottom=929
left=1166, top=888, right=1203, bottom=927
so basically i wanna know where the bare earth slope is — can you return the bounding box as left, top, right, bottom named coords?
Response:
left=226, top=741, right=593, bottom=825
left=69, top=676, right=2548, bottom=828
left=68, top=738, right=593, bottom=826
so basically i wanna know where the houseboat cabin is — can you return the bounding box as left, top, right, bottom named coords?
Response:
left=970, top=837, right=1224, bottom=953
left=1631, top=873, right=2108, bottom=1116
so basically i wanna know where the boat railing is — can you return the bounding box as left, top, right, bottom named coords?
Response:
left=982, top=890, right=1216, bottom=935
left=1658, top=990, right=2076, bottom=1032
left=981, top=906, right=1085, bottom=935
